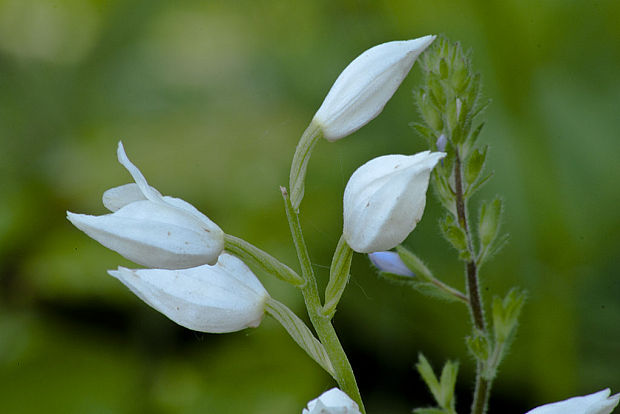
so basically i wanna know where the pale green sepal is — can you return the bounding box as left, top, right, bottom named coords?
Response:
left=322, top=235, right=353, bottom=319
left=265, top=297, right=335, bottom=378
left=289, top=122, right=322, bottom=212
left=224, top=234, right=304, bottom=287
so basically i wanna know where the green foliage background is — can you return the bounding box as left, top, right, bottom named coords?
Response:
left=0, top=0, right=618, bottom=413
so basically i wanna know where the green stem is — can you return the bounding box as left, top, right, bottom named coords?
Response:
left=471, top=371, right=491, bottom=414
left=224, top=234, right=304, bottom=286
left=454, top=150, right=491, bottom=414
left=281, top=187, right=366, bottom=413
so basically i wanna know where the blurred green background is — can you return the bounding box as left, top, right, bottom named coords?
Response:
left=0, top=0, right=619, bottom=413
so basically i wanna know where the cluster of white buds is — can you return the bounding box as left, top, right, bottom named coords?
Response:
left=68, top=142, right=269, bottom=333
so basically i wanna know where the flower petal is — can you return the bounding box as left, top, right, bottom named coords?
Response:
left=108, top=254, right=269, bottom=333
left=116, top=141, right=162, bottom=202
left=314, top=35, right=436, bottom=141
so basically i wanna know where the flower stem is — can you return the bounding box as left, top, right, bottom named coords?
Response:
left=281, top=186, right=366, bottom=413
left=453, top=151, right=491, bottom=414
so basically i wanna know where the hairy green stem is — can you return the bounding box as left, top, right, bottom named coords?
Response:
left=472, top=369, right=491, bottom=414
left=281, top=187, right=366, bottom=413
left=454, top=150, right=491, bottom=414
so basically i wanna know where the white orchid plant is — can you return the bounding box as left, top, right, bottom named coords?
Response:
left=67, top=36, right=618, bottom=414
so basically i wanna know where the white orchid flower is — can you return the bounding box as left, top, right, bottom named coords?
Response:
left=68, top=142, right=224, bottom=269
left=343, top=151, right=445, bottom=253
left=313, top=35, right=436, bottom=141
left=109, top=253, right=269, bottom=333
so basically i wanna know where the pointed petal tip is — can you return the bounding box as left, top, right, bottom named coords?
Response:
left=404, top=34, right=436, bottom=51
left=66, top=211, right=87, bottom=225
left=108, top=266, right=131, bottom=279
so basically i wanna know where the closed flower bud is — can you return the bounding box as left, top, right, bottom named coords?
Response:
left=302, top=388, right=361, bottom=414
left=368, top=251, right=414, bottom=276
left=108, top=253, right=269, bottom=333
left=525, top=389, right=620, bottom=414
left=68, top=142, right=224, bottom=269
left=314, top=35, right=436, bottom=141
left=343, top=151, right=445, bottom=253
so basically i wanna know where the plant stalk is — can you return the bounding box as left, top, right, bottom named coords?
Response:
left=453, top=150, right=491, bottom=414
left=281, top=187, right=366, bottom=413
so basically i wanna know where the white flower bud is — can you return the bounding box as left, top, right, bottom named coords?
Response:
left=343, top=151, right=445, bottom=253
left=108, top=253, right=269, bottom=333
left=313, top=35, right=436, bottom=141
left=302, top=388, right=361, bottom=414
left=525, top=389, right=619, bottom=414
left=67, top=142, right=224, bottom=269
left=368, top=251, right=414, bottom=277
